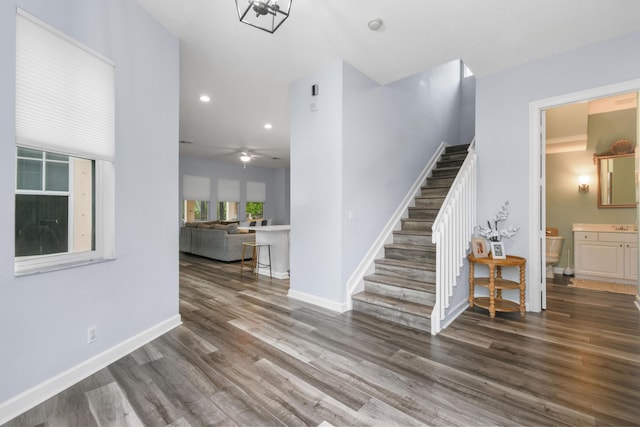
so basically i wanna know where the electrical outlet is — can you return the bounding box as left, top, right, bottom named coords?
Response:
left=87, top=326, right=97, bottom=344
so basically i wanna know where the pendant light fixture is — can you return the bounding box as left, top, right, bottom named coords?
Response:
left=236, top=0, right=292, bottom=33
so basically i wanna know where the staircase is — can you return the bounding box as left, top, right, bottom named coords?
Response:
left=351, top=144, right=470, bottom=332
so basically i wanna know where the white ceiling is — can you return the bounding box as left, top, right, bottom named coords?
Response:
left=135, top=0, right=640, bottom=168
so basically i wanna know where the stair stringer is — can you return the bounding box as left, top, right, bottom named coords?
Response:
left=345, top=141, right=449, bottom=308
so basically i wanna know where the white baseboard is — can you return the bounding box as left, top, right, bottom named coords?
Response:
left=287, top=289, right=350, bottom=313
left=438, top=300, right=470, bottom=333
left=0, top=314, right=182, bottom=425
left=257, top=267, right=289, bottom=280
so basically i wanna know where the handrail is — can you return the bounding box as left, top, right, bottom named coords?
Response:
left=430, top=139, right=476, bottom=335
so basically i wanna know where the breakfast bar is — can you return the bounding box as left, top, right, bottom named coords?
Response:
left=239, top=225, right=290, bottom=279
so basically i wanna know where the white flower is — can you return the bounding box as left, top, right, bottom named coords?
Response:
left=500, top=225, right=519, bottom=239
left=494, top=201, right=510, bottom=222
left=475, top=201, right=518, bottom=241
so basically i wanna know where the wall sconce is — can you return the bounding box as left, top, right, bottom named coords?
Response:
left=578, top=175, right=589, bottom=193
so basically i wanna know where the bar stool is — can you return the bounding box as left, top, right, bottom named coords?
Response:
left=241, top=242, right=272, bottom=278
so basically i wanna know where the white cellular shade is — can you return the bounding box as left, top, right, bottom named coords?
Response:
left=183, top=175, right=211, bottom=201
left=246, top=181, right=266, bottom=202
left=15, top=10, right=115, bottom=161
left=217, top=179, right=240, bottom=202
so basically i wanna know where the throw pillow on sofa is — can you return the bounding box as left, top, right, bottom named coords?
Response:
left=213, top=223, right=239, bottom=233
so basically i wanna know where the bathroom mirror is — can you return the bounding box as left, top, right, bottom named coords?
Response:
left=596, top=153, right=636, bottom=208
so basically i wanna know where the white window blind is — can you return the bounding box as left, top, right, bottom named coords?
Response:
left=16, top=10, right=115, bottom=162
left=183, top=175, right=210, bottom=201
left=246, top=181, right=266, bottom=202
left=217, top=179, right=240, bottom=202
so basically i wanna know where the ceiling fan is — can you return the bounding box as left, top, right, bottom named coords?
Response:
left=178, top=141, right=278, bottom=166
left=239, top=151, right=265, bottom=168
left=240, top=151, right=252, bottom=162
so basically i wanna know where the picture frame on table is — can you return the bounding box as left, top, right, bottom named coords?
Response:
left=471, top=237, right=489, bottom=258
left=490, top=241, right=506, bottom=259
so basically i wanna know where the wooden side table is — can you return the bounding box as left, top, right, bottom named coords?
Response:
left=468, top=254, right=526, bottom=318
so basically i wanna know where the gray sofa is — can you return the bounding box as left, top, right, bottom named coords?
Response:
left=179, top=224, right=255, bottom=262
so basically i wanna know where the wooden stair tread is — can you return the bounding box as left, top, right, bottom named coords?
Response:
left=419, top=188, right=450, bottom=196
left=408, top=207, right=439, bottom=211
left=351, top=143, right=470, bottom=333
left=375, top=257, right=436, bottom=271
left=438, top=159, right=464, bottom=165
left=393, top=230, right=432, bottom=236
left=432, top=166, right=461, bottom=172
left=415, top=195, right=445, bottom=200
left=439, top=156, right=466, bottom=163
left=444, top=144, right=470, bottom=153
left=422, top=182, right=453, bottom=189
left=401, top=217, right=434, bottom=223
left=352, top=291, right=433, bottom=318
left=385, top=243, right=435, bottom=252
left=364, top=273, right=436, bottom=292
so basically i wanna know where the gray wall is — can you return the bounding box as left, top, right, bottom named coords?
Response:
left=476, top=31, right=640, bottom=300
left=0, top=0, right=179, bottom=406
left=290, top=59, right=464, bottom=305
left=179, top=155, right=290, bottom=225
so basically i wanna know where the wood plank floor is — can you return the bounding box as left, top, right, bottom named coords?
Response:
left=5, top=254, right=640, bottom=426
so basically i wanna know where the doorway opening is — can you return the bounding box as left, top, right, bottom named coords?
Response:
left=529, top=79, right=640, bottom=311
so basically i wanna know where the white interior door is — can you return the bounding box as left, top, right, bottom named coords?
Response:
left=540, top=110, right=547, bottom=309
left=636, top=91, right=640, bottom=297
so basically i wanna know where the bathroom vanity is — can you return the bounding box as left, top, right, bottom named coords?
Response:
left=573, top=224, right=637, bottom=284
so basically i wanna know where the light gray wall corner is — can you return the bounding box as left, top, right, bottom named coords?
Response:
left=444, top=257, right=471, bottom=320
left=460, top=61, right=476, bottom=146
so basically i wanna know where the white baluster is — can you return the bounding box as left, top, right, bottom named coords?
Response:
left=431, top=140, right=476, bottom=334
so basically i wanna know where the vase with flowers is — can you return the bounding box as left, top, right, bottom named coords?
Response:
left=476, top=201, right=519, bottom=242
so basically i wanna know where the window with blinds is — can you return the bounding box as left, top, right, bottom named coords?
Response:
left=217, top=179, right=240, bottom=221
left=245, top=181, right=266, bottom=219
left=15, top=9, right=115, bottom=274
left=182, top=175, right=211, bottom=222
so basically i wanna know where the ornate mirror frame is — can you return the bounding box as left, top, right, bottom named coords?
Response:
left=593, top=138, right=636, bottom=208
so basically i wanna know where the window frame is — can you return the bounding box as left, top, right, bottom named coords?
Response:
left=14, top=9, right=115, bottom=275
left=15, top=159, right=114, bottom=275
left=182, top=199, right=210, bottom=223
left=217, top=201, right=239, bottom=222
left=245, top=201, right=264, bottom=219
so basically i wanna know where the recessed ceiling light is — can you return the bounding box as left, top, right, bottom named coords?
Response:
left=264, top=123, right=272, bottom=129
left=199, top=95, right=210, bottom=103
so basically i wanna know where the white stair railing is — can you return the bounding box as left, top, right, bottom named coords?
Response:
left=430, top=139, right=476, bottom=335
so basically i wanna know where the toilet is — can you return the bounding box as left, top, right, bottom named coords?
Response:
left=546, top=229, right=565, bottom=278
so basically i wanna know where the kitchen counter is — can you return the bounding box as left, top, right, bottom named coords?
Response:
left=238, top=225, right=290, bottom=279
